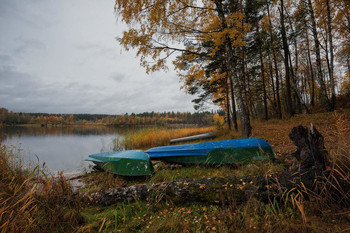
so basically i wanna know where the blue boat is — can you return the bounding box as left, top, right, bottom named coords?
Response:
left=145, top=138, right=275, bottom=164
left=86, top=150, right=154, bottom=176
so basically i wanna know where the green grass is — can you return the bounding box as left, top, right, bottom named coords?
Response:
left=78, top=197, right=350, bottom=232
left=149, top=161, right=285, bottom=183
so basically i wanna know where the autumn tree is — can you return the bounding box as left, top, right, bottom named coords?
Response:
left=114, top=0, right=252, bottom=136
left=66, top=114, right=75, bottom=124
left=175, top=39, right=238, bottom=130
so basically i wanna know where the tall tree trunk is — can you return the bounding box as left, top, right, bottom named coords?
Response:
left=268, top=52, right=278, bottom=117
left=288, top=52, right=301, bottom=113
left=226, top=77, right=232, bottom=130
left=237, top=47, right=252, bottom=136
left=274, top=52, right=283, bottom=119
left=215, top=0, right=251, bottom=137
left=347, top=59, right=350, bottom=80
left=305, top=29, right=315, bottom=107
left=285, top=6, right=302, bottom=113
left=258, top=27, right=268, bottom=121
left=266, top=0, right=282, bottom=118
left=307, top=0, right=332, bottom=111
left=288, top=51, right=309, bottom=113
left=229, top=77, right=238, bottom=131
left=280, top=0, right=294, bottom=117
left=326, top=0, right=336, bottom=109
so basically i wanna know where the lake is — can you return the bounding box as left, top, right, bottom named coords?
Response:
left=0, top=125, right=126, bottom=174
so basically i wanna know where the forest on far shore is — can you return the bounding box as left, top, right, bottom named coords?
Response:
left=0, top=107, right=225, bottom=126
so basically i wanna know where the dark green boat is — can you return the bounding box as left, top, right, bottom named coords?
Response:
left=85, top=150, right=154, bottom=176
left=145, top=138, right=275, bottom=165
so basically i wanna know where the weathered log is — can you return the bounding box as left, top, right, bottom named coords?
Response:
left=82, top=169, right=311, bottom=206
left=82, top=125, right=348, bottom=206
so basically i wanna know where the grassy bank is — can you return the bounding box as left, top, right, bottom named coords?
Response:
left=1, top=110, right=350, bottom=232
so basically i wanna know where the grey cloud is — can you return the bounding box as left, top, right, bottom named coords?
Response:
left=95, top=74, right=195, bottom=114
left=63, top=82, right=104, bottom=92
left=0, top=1, right=16, bottom=17
left=75, top=42, right=118, bottom=59
left=74, top=42, right=103, bottom=51
left=0, top=65, right=26, bottom=82
left=13, top=38, right=46, bottom=56
left=0, top=1, right=52, bottom=29
left=109, top=72, right=126, bottom=82
left=0, top=63, right=195, bottom=114
left=0, top=66, right=103, bottom=114
left=0, top=54, right=13, bottom=64
left=0, top=0, right=214, bottom=115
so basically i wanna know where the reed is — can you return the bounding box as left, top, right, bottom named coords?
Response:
left=0, top=144, right=83, bottom=232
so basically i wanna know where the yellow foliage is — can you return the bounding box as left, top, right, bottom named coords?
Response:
left=114, top=0, right=251, bottom=74
left=213, top=113, right=225, bottom=128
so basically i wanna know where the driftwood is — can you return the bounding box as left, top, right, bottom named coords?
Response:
left=170, top=132, right=216, bottom=144
left=82, top=125, right=348, bottom=206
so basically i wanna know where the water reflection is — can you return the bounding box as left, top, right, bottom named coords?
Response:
left=0, top=126, right=124, bottom=173
left=0, top=125, right=124, bottom=140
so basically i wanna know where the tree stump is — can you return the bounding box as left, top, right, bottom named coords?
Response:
left=289, top=123, right=329, bottom=172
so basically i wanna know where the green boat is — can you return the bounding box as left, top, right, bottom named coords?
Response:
left=85, top=150, right=154, bottom=176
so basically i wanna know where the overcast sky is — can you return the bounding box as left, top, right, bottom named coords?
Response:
left=0, top=0, right=216, bottom=114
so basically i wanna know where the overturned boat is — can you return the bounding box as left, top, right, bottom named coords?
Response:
left=145, top=138, right=275, bottom=165
left=85, top=150, right=154, bottom=176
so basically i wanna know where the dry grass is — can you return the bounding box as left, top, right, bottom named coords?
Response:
left=0, top=144, right=83, bottom=232
left=308, top=112, right=350, bottom=209
left=123, top=126, right=216, bottom=149
left=33, top=172, right=84, bottom=231
left=0, top=145, right=38, bottom=232
left=329, top=112, right=350, bottom=170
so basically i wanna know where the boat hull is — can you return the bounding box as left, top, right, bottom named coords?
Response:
left=145, top=138, right=275, bottom=165
left=86, top=150, right=154, bottom=176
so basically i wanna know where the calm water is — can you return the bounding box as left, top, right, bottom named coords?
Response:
left=0, top=126, right=126, bottom=173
